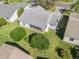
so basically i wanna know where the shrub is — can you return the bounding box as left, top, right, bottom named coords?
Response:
left=29, top=33, right=49, bottom=50
left=56, top=47, right=65, bottom=57
left=10, top=27, right=26, bottom=41
left=0, top=17, right=7, bottom=26
left=37, top=0, right=55, bottom=10
left=70, top=46, right=79, bottom=59
left=17, top=7, right=24, bottom=17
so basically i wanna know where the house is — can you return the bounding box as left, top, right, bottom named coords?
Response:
left=19, top=5, right=62, bottom=32
left=63, top=12, right=79, bottom=45
left=19, top=5, right=50, bottom=31
left=0, top=2, right=27, bottom=22
left=0, top=44, right=33, bottom=59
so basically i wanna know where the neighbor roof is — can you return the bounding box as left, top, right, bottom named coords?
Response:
left=19, top=5, right=50, bottom=30
left=0, top=44, right=33, bottom=59
left=64, top=12, right=79, bottom=40
left=56, top=1, right=71, bottom=9
left=48, top=10, right=62, bottom=26
left=0, top=2, right=27, bottom=19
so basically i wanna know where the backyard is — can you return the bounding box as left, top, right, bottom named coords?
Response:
left=0, top=20, right=75, bottom=59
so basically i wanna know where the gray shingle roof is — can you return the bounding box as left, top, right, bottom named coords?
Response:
left=10, top=2, right=27, bottom=10
left=0, top=2, right=27, bottom=19
left=19, top=6, right=50, bottom=30
left=65, top=12, right=79, bottom=40
left=19, top=5, right=62, bottom=31
left=48, top=11, right=62, bottom=26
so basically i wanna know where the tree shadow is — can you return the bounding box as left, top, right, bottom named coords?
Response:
left=37, top=56, right=49, bottom=59
left=5, top=42, right=30, bottom=55
left=70, top=46, right=79, bottom=59
left=56, top=16, right=69, bottom=39
left=28, top=33, right=36, bottom=42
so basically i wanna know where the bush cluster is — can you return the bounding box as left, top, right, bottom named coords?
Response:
left=0, top=17, right=7, bottom=26
left=10, top=27, right=26, bottom=41
left=29, top=33, right=49, bottom=50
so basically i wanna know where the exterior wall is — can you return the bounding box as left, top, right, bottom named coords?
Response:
left=63, top=36, right=79, bottom=45
left=20, top=22, right=30, bottom=28
left=9, top=10, right=18, bottom=23
left=45, top=24, right=57, bottom=32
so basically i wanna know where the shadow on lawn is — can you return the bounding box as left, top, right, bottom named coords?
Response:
left=37, top=56, right=49, bottom=59
left=5, top=42, right=30, bottom=55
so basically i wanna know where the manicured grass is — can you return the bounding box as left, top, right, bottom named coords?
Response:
left=10, top=27, right=26, bottom=41
left=4, top=0, right=31, bottom=4
left=0, top=21, right=74, bottom=59
left=18, top=29, right=74, bottom=59
left=0, top=21, right=21, bottom=45
left=60, top=0, right=73, bottom=2
left=48, top=6, right=56, bottom=12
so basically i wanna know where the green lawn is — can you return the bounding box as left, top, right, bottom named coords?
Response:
left=48, top=6, right=56, bottom=12
left=60, top=0, right=73, bottom=2
left=4, top=0, right=31, bottom=4
left=0, top=22, right=20, bottom=45
left=0, top=21, right=74, bottom=59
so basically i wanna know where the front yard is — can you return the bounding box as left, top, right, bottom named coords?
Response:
left=0, top=21, right=74, bottom=59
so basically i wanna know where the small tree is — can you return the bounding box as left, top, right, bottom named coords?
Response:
left=10, top=27, right=26, bottom=41
left=37, top=0, right=55, bottom=10
left=29, top=33, right=49, bottom=50
left=0, top=17, right=7, bottom=26
left=70, top=46, right=79, bottom=59
left=71, top=0, right=79, bottom=13
left=17, top=7, right=24, bottom=17
left=56, top=47, right=65, bottom=57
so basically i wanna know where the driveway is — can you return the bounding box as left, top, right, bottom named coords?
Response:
left=0, top=44, right=33, bottom=59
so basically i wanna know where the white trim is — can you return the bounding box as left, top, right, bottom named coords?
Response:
left=9, top=10, right=18, bottom=23
left=20, top=22, right=30, bottom=28
left=63, top=36, right=79, bottom=45
left=45, top=24, right=57, bottom=32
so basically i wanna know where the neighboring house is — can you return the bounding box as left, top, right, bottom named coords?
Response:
left=63, top=12, right=79, bottom=45
left=19, top=5, right=62, bottom=32
left=0, top=44, right=33, bottom=59
left=0, top=2, right=27, bottom=22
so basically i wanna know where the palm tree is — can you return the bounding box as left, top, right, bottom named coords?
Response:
left=71, top=0, right=79, bottom=13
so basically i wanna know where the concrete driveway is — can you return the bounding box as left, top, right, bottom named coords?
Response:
left=0, top=44, right=33, bottom=59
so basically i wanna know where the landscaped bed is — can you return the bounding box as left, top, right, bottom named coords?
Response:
left=0, top=21, right=74, bottom=59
